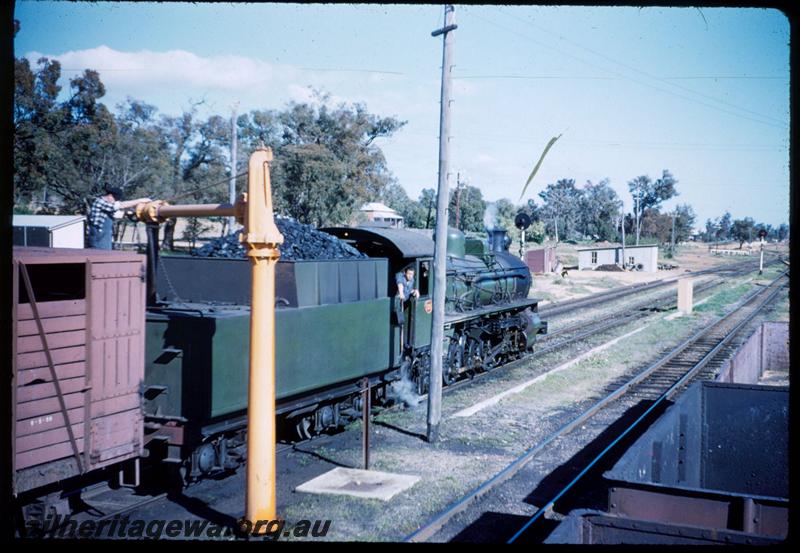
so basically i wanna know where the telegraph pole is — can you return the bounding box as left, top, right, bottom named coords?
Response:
left=670, top=210, right=676, bottom=257
left=635, top=188, right=640, bottom=246
left=621, top=214, right=626, bottom=269
left=454, top=172, right=463, bottom=231
left=428, top=4, right=456, bottom=444
left=228, top=103, right=239, bottom=232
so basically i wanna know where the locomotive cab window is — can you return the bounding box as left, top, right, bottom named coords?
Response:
left=418, top=260, right=431, bottom=297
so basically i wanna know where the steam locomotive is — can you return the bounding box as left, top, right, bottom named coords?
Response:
left=144, top=225, right=545, bottom=480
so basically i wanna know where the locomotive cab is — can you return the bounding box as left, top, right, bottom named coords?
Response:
left=323, top=225, right=546, bottom=393
left=402, top=257, right=433, bottom=351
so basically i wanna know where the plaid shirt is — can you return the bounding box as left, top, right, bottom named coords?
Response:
left=88, top=197, right=119, bottom=229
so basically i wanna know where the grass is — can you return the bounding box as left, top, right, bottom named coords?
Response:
left=583, top=277, right=620, bottom=289
left=567, top=285, right=591, bottom=295
left=694, top=282, right=755, bottom=315
left=511, top=313, right=712, bottom=410
left=532, top=290, right=555, bottom=302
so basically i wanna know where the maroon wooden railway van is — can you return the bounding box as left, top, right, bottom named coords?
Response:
left=525, top=247, right=556, bottom=274
left=12, top=247, right=146, bottom=495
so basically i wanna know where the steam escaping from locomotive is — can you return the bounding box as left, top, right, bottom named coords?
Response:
left=390, top=360, right=424, bottom=409
left=483, top=202, right=499, bottom=230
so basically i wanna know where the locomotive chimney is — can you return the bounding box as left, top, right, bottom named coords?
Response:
left=487, top=228, right=510, bottom=253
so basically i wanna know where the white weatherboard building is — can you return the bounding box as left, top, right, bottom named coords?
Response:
left=577, top=243, right=659, bottom=272
left=358, top=202, right=404, bottom=228
left=13, top=215, right=86, bottom=248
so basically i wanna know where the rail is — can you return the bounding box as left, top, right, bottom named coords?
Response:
left=403, top=270, right=787, bottom=542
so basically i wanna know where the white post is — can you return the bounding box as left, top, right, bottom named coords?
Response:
left=678, top=278, right=693, bottom=315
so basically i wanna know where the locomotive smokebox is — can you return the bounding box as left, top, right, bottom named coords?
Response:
left=487, top=228, right=511, bottom=253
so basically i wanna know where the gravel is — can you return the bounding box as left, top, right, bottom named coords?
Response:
left=192, top=218, right=366, bottom=261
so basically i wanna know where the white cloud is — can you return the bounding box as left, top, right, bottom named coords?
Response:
left=286, top=84, right=316, bottom=104
left=24, top=46, right=435, bottom=120
left=27, top=45, right=283, bottom=91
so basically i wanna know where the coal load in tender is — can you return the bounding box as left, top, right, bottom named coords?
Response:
left=193, top=217, right=366, bottom=261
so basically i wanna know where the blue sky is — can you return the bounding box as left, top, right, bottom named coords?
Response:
left=14, top=2, right=790, bottom=227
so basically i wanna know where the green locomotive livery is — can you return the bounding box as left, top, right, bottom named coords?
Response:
left=143, top=227, right=545, bottom=480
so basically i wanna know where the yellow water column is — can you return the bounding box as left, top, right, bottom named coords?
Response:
left=242, top=148, right=284, bottom=527
left=133, top=148, right=284, bottom=531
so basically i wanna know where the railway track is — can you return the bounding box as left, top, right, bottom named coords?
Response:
left=25, top=260, right=779, bottom=534
left=404, top=270, right=788, bottom=543
left=538, top=255, right=776, bottom=319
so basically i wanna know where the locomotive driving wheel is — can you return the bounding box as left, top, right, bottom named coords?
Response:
left=444, top=336, right=465, bottom=385
left=466, top=338, right=484, bottom=373
left=482, top=339, right=497, bottom=371
left=410, top=355, right=429, bottom=395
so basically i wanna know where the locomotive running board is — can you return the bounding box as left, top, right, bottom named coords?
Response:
left=444, top=297, right=542, bottom=326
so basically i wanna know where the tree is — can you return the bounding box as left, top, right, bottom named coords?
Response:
left=419, top=188, right=436, bottom=229
left=628, top=170, right=678, bottom=244
left=14, top=50, right=173, bottom=216
left=274, top=143, right=349, bottom=226
left=238, top=92, right=405, bottom=226
left=576, top=179, right=622, bottom=241
left=702, top=218, right=719, bottom=242
left=110, top=98, right=172, bottom=199
left=640, top=208, right=672, bottom=244
left=538, top=178, right=581, bottom=242
left=14, top=55, right=70, bottom=208
left=379, top=182, right=425, bottom=228
left=776, top=223, right=789, bottom=242
left=448, top=185, right=486, bottom=232
left=14, top=43, right=406, bottom=240
left=157, top=103, right=231, bottom=249
left=524, top=198, right=543, bottom=223
left=47, top=69, right=119, bottom=213
left=493, top=198, right=518, bottom=241
left=673, top=203, right=696, bottom=243
left=731, top=217, right=756, bottom=249
left=716, top=211, right=732, bottom=242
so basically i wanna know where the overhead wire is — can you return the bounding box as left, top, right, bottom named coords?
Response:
left=491, top=6, right=789, bottom=128
left=166, top=170, right=249, bottom=203
left=460, top=7, right=787, bottom=130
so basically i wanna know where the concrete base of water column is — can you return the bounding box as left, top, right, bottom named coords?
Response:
left=295, top=467, right=420, bottom=501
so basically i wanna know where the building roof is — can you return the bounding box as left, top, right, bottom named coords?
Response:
left=360, top=202, right=402, bottom=219
left=13, top=215, right=85, bottom=230
left=577, top=243, right=659, bottom=252
left=13, top=246, right=142, bottom=264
